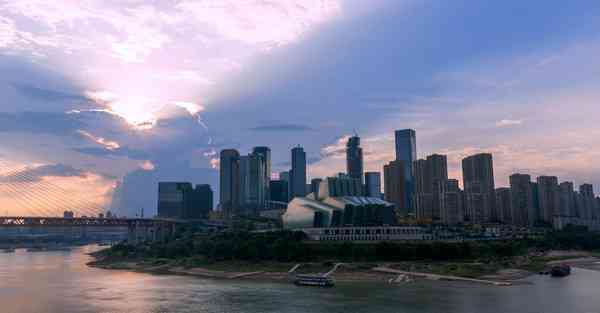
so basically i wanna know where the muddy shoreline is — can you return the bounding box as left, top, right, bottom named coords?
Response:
left=88, top=255, right=574, bottom=285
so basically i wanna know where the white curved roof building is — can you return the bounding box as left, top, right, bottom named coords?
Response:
left=282, top=195, right=395, bottom=229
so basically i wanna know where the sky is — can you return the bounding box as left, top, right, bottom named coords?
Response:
left=1, top=0, right=599, bottom=217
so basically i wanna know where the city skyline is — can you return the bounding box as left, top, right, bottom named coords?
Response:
left=1, top=1, right=600, bottom=217
left=3, top=3, right=600, bottom=313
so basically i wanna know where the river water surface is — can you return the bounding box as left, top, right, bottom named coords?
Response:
left=1, top=246, right=600, bottom=313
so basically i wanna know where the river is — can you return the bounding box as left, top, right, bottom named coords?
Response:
left=1, top=245, right=600, bottom=313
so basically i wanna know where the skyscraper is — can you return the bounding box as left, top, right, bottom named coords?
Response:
left=559, top=182, right=576, bottom=217
left=279, top=171, right=290, bottom=182
left=442, top=179, right=463, bottom=225
left=384, top=160, right=406, bottom=218
left=537, top=176, right=560, bottom=224
left=394, top=129, right=416, bottom=214
left=158, top=182, right=193, bottom=218
left=270, top=180, right=289, bottom=203
left=580, top=184, right=596, bottom=220
left=414, top=154, right=448, bottom=222
left=219, top=149, right=240, bottom=218
left=319, top=174, right=364, bottom=198
left=510, top=173, right=535, bottom=226
left=462, top=153, right=495, bottom=223
left=192, top=184, right=213, bottom=219
left=158, top=182, right=213, bottom=219
left=290, top=146, right=307, bottom=199
left=495, top=187, right=512, bottom=224
left=365, top=172, right=382, bottom=198
left=252, top=146, right=271, bottom=201
left=346, top=135, right=363, bottom=182
left=239, top=152, right=266, bottom=215
left=310, top=178, right=323, bottom=198
left=413, top=159, right=431, bottom=220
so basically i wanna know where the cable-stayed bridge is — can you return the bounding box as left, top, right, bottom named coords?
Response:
left=0, top=159, right=108, bottom=217
left=0, top=160, right=226, bottom=244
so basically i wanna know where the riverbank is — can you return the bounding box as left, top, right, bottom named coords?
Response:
left=88, top=249, right=599, bottom=285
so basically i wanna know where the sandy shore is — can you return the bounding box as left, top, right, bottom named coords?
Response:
left=87, top=259, right=531, bottom=285
left=88, top=250, right=600, bottom=286
left=88, top=260, right=398, bottom=283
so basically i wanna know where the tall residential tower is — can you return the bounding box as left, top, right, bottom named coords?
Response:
left=462, top=153, right=496, bottom=223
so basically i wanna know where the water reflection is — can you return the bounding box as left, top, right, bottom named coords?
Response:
left=0, top=246, right=599, bottom=313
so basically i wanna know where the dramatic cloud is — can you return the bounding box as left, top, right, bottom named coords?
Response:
left=77, top=130, right=121, bottom=150
left=10, top=83, right=86, bottom=102
left=0, top=112, right=84, bottom=135
left=176, top=0, right=340, bottom=47
left=0, top=163, right=87, bottom=183
left=1, top=1, right=600, bottom=215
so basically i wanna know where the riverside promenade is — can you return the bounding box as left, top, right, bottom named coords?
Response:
left=372, top=267, right=512, bottom=286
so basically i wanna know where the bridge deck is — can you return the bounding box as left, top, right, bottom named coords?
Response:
left=0, top=217, right=172, bottom=227
left=0, top=217, right=227, bottom=227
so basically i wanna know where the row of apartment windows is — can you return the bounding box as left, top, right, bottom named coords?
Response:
left=321, top=228, right=425, bottom=236
left=317, top=235, right=434, bottom=241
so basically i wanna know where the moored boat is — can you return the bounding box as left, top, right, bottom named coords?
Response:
left=550, top=265, right=571, bottom=277
left=293, top=274, right=335, bottom=287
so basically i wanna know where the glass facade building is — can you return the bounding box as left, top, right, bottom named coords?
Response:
left=394, top=129, right=416, bottom=214
left=290, top=146, right=307, bottom=199
left=158, top=182, right=213, bottom=219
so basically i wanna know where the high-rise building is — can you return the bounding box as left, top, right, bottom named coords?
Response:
left=575, top=191, right=585, bottom=219
left=413, top=159, right=431, bottom=220
left=219, top=149, right=240, bottom=218
left=290, top=146, right=307, bottom=199
left=537, top=176, right=560, bottom=224
left=394, top=129, right=416, bottom=214
left=462, top=153, right=496, bottom=223
left=596, top=196, right=600, bottom=220
left=269, top=180, right=289, bottom=203
left=192, top=184, right=213, bottom=219
left=239, top=152, right=267, bottom=215
left=310, top=178, right=323, bottom=198
left=319, top=174, right=364, bottom=198
left=531, top=181, right=540, bottom=216
left=384, top=160, right=406, bottom=217
left=252, top=147, right=271, bottom=201
left=414, top=154, right=448, bottom=222
left=442, top=179, right=463, bottom=225
left=279, top=171, right=290, bottom=182
left=365, top=172, right=382, bottom=198
left=346, top=135, right=364, bottom=183
left=495, top=187, right=512, bottom=224
left=239, top=155, right=250, bottom=207
left=559, top=182, right=576, bottom=217
left=158, top=182, right=212, bottom=219
left=580, top=184, right=596, bottom=220
left=279, top=170, right=291, bottom=201
left=509, top=174, right=535, bottom=227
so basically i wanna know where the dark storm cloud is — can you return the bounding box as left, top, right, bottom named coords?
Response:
left=0, top=112, right=85, bottom=135
left=110, top=163, right=219, bottom=217
left=10, top=83, right=86, bottom=102
left=72, top=147, right=150, bottom=160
